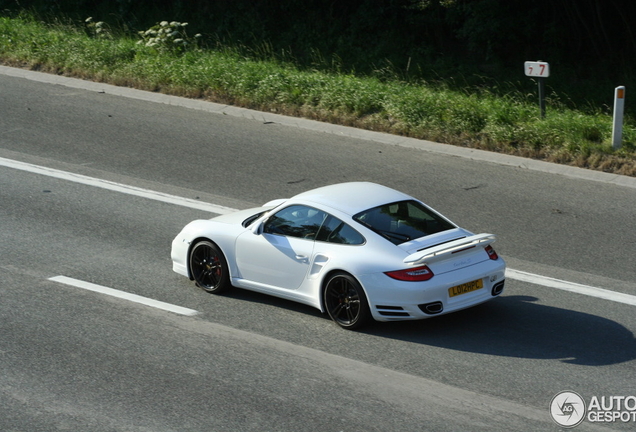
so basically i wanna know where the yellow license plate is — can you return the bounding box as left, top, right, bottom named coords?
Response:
left=448, top=279, right=483, bottom=297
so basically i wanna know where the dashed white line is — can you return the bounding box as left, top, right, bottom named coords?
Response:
left=48, top=275, right=199, bottom=316
left=3, top=155, right=635, bottom=308
left=506, top=269, right=636, bottom=307
left=0, top=156, right=236, bottom=214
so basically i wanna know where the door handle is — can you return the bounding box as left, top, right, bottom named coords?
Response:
left=295, top=255, right=309, bottom=262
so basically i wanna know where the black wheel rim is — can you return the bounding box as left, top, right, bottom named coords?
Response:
left=191, top=244, right=223, bottom=290
left=325, top=276, right=361, bottom=326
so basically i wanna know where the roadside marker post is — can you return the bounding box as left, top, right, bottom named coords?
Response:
left=612, top=86, right=626, bottom=150
left=538, top=76, right=546, bottom=119
left=524, top=61, right=550, bottom=118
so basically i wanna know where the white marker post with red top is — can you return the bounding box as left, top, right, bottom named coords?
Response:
left=612, top=86, right=626, bottom=150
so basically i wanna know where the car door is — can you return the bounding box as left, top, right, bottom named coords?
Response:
left=234, top=205, right=327, bottom=290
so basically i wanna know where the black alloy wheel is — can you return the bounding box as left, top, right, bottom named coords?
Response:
left=323, top=272, right=370, bottom=330
left=189, top=240, right=231, bottom=294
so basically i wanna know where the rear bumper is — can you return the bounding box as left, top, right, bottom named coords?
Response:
left=358, top=259, right=506, bottom=322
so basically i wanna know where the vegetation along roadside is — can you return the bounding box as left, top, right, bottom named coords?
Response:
left=0, top=14, right=634, bottom=176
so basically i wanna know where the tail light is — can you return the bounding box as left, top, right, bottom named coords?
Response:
left=485, top=245, right=499, bottom=260
left=385, top=265, right=434, bottom=281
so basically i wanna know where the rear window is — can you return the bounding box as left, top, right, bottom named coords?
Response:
left=353, top=200, right=455, bottom=245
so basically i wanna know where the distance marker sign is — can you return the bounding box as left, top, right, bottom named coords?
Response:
left=524, top=61, right=550, bottom=77
left=524, top=61, right=550, bottom=118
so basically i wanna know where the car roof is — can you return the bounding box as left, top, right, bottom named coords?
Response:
left=291, top=182, right=413, bottom=216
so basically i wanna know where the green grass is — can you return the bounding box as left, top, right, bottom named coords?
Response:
left=1, top=14, right=634, bottom=176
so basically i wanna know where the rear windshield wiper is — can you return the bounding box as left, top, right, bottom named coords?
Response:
left=357, top=220, right=411, bottom=243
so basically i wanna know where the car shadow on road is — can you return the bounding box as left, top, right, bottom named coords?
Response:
left=363, top=295, right=636, bottom=366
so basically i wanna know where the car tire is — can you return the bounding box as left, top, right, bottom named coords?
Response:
left=189, top=240, right=231, bottom=294
left=323, top=272, right=371, bottom=330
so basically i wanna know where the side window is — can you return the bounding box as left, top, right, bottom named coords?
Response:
left=263, top=205, right=327, bottom=240
left=316, top=215, right=365, bottom=245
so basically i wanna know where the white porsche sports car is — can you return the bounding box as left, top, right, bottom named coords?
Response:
left=171, top=182, right=505, bottom=329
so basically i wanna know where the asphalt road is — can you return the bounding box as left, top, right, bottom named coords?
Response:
left=1, top=66, right=635, bottom=431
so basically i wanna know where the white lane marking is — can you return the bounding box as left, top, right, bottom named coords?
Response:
left=0, top=156, right=237, bottom=214
left=3, top=156, right=634, bottom=307
left=48, top=276, right=199, bottom=316
left=506, top=269, right=636, bottom=306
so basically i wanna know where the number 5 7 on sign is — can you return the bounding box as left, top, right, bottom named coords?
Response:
left=524, top=61, right=550, bottom=77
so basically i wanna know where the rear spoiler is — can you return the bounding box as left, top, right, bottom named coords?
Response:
left=403, top=233, right=496, bottom=265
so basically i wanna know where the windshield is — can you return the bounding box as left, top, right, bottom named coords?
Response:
left=353, top=200, right=455, bottom=245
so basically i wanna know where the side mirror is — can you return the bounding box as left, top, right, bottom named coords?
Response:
left=251, top=216, right=269, bottom=235
left=251, top=221, right=263, bottom=235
